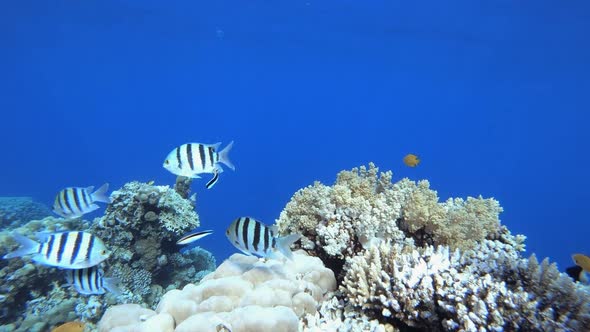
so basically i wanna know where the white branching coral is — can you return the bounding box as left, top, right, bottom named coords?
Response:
left=340, top=239, right=590, bottom=331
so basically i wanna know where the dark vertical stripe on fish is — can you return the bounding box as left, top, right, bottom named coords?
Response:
left=81, top=269, right=90, bottom=292
left=56, top=233, right=67, bottom=263
left=234, top=218, right=241, bottom=241
left=98, top=271, right=104, bottom=290
left=272, top=237, right=276, bottom=249
left=85, top=235, right=95, bottom=261
left=187, top=144, right=194, bottom=171
left=45, top=234, right=55, bottom=259
left=72, top=188, right=82, bottom=213
left=57, top=193, right=67, bottom=214
left=93, top=269, right=100, bottom=292
left=81, top=188, right=91, bottom=207
left=242, top=217, right=250, bottom=250
left=263, top=226, right=270, bottom=252
left=208, top=147, right=214, bottom=168
left=62, top=190, right=73, bottom=214
left=198, top=144, right=206, bottom=170
left=176, top=146, right=182, bottom=169
left=253, top=220, right=261, bottom=251
left=70, top=232, right=83, bottom=265
left=76, top=269, right=84, bottom=291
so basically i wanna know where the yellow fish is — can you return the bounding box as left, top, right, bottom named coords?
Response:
left=573, top=253, right=590, bottom=272
left=51, top=321, right=85, bottom=332
left=403, top=154, right=420, bottom=167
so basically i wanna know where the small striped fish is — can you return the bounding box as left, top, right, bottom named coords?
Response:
left=3, top=231, right=110, bottom=269
left=177, top=229, right=213, bottom=254
left=163, top=141, right=234, bottom=189
left=65, top=266, right=121, bottom=295
left=177, top=229, right=213, bottom=246
left=53, top=183, right=111, bottom=219
left=225, top=217, right=301, bottom=260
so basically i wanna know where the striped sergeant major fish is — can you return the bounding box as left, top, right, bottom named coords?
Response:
left=53, top=183, right=111, bottom=219
left=65, top=266, right=122, bottom=296
left=225, top=217, right=301, bottom=260
left=3, top=231, right=110, bottom=269
left=163, top=141, right=234, bottom=189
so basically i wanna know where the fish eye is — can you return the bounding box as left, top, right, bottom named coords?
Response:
left=164, top=160, right=169, bottom=165
left=101, top=250, right=107, bottom=255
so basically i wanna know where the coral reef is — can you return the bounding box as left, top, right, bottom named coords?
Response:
left=340, top=238, right=590, bottom=331
left=276, top=163, right=590, bottom=330
left=89, top=181, right=215, bottom=306
left=98, top=251, right=337, bottom=332
left=0, top=196, right=52, bottom=228
left=276, top=163, right=503, bottom=275
left=0, top=181, right=216, bottom=330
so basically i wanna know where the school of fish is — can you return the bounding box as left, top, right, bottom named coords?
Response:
left=2, top=139, right=304, bottom=307
left=5, top=142, right=587, bottom=330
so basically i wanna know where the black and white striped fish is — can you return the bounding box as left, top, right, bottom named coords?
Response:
left=225, top=217, right=301, bottom=260
left=53, top=183, right=111, bottom=219
left=3, top=231, right=110, bottom=269
left=163, top=141, right=234, bottom=188
left=65, top=266, right=122, bottom=295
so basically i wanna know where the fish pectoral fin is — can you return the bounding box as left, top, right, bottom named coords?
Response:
left=71, top=257, right=89, bottom=266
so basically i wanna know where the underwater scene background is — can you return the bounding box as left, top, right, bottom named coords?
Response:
left=1, top=1, right=589, bottom=331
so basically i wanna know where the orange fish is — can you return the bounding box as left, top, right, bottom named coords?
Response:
left=573, top=253, right=590, bottom=272
left=403, top=154, right=420, bottom=167
left=51, top=321, right=85, bottom=332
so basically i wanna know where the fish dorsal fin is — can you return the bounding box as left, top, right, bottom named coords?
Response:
left=270, top=225, right=278, bottom=235
left=35, top=232, right=52, bottom=242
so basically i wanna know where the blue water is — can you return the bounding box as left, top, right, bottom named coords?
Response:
left=1, top=1, right=589, bottom=271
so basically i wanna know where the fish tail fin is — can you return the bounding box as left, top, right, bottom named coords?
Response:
left=3, top=234, right=39, bottom=259
left=276, top=234, right=301, bottom=261
left=218, top=141, right=235, bottom=171
left=91, top=183, right=111, bottom=203
left=103, top=277, right=123, bottom=296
